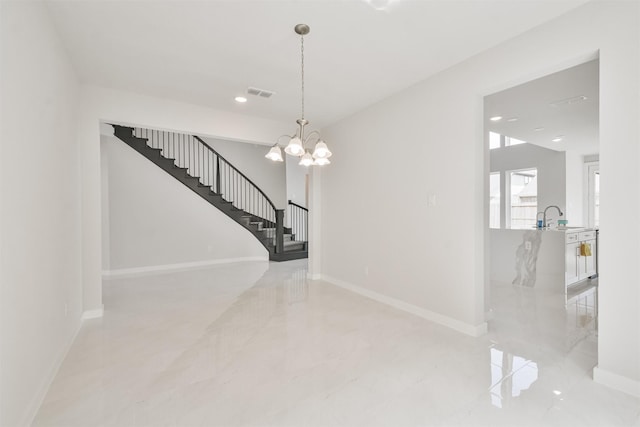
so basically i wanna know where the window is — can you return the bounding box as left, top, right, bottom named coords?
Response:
left=489, top=173, right=501, bottom=228
left=587, top=162, right=600, bottom=228
left=509, top=168, right=537, bottom=229
left=594, top=171, right=600, bottom=227
left=489, top=132, right=501, bottom=150
left=505, top=136, right=526, bottom=146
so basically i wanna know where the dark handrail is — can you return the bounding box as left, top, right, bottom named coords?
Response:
left=288, top=200, right=308, bottom=211
left=121, top=124, right=285, bottom=251
left=193, top=135, right=277, bottom=212
left=287, top=200, right=308, bottom=243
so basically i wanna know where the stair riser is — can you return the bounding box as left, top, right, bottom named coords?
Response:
left=270, top=251, right=309, bottom=262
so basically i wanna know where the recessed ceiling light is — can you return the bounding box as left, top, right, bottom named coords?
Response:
left=506, top=117, right=519, bottom=122
left=552, top=136, right=563, bottom=142
left=235, top=96, right=247, bottom=103
left=553, top=390, right=562, bottom=395
left=550, top=95, right=588, bottom=107
left=364, top=0, right=395, bottom=11
left=490, top=116, right=503, bottom=122
left=534, top=127, right=545, bottom=131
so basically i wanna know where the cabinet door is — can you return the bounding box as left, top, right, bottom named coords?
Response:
left=584, top=239, right=597, bottom=278
left=566, top=242, right=580, bottom=285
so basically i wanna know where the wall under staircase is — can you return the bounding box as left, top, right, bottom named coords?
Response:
left=110, top=125, right=308, bottom=263
left=101, top=135, right=268, bottom=272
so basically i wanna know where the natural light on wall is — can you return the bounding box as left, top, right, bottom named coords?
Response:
left=505, top=136, right=526, bottom=146
left=490, top=131, right=527, bottom=150
left=490, top=173, right=501, bottom=228
left=489, top=132, right=501, bottom=150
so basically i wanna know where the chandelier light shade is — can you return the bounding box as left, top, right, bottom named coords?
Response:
left=265, top=24, right=332, bottom=167
left=312, top=140, right=331, bottom=159
left=265, top=145, right=284, bottom=162
left=313, top=157, right=331, bottom=166
left=299, top=151, right=314, bottom=167
left=284, top=136, right=304, bottom=156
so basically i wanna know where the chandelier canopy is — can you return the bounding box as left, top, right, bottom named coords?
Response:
left=265, top=24, right=332, bottom=167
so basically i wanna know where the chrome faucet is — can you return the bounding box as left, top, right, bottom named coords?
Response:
left=543, top=205, right=563, bottom=228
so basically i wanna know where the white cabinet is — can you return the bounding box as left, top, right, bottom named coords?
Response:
left=583, top=238, right=597, bottom=279
left=565, top=241, right=580, bottom=285
left=565, top=230, right=597, bottom=287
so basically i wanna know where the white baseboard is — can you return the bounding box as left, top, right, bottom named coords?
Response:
left=307, top=272, right=322, bottom=280
left=82, top=305, right=104, bottom=320
left=593, top=366, right=640, bottom=398
left=24, top=305, right=107, bottom=424
left=321, top=275, right=488, bottom=337
left=102, top=257, right=268, bottom=279
left=22, top=315, right=82, bottom=426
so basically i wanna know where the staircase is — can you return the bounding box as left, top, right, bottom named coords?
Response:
left=112, top=125, right=308, bottom=261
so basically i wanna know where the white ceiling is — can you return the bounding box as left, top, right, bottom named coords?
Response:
left=485, top=59, right=599, bottom=155
left=46, top=0, right=590, bottom=128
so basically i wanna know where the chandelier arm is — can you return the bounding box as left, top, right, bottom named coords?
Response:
left=302, top=130, right=322, bottom=146
left=274, top=134, right=295, bottom=146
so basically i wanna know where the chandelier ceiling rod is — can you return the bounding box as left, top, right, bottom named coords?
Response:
left=265, top=24, right=332, bottom=167
left=298, top=24, right=306, bottom=121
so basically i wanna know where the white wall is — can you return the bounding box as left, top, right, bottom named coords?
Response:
left=0, top=2, right=81, bottom=426
left=102, top=135, right=267, bottom=273
left=318, top=1, right=639, bottom=394
left=77, top=85, right=289, bottom=314
left=101, top=138, right=111, bottom=270
left=286, top=155, right=308, bottom=208
left=490, top=143, right=567, bottom=227
left=200, top=136, right=287, bottom=209
left=565, top=150, right=585, bottom=226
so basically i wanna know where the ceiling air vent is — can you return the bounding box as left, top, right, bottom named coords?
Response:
left=247, top=86, right=275, bottom=99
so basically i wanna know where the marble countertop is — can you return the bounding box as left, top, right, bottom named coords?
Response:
left=496, top=227, right=596, bottom=233
left=549, top=227, right=597, bottom=233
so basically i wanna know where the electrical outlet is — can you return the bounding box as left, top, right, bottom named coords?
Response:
left=64, top=302, right=69, bottom=317
left=427, top=194, right=437, bottom=207
left=525, top=241, right=532, bottom=250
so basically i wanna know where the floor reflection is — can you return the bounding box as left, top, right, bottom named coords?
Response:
left=35, top=261, right=635, bottom=427
left=152, top=262, right=312, bottom=392
left=488, top=279, right=598, bottom=409
left=490, top=279, right=598, bottom=353
left=489, top=346, right=539, bottom=408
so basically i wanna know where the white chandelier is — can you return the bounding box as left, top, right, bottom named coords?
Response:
left=265, top=24, right=332, bottom=167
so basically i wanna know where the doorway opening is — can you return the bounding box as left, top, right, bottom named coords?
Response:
left=483, top=59, right=600, bottom=406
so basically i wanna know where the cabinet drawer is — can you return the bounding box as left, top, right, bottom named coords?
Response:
left=566, top=233, right=579, bottom=243
left=579, top=231, right=597, bottom=241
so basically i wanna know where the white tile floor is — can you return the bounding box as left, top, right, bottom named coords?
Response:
left=33, top=260, right=639, bottom=426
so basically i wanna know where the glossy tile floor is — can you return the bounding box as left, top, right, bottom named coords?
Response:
left=34, top=260, right=639, bottom=426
